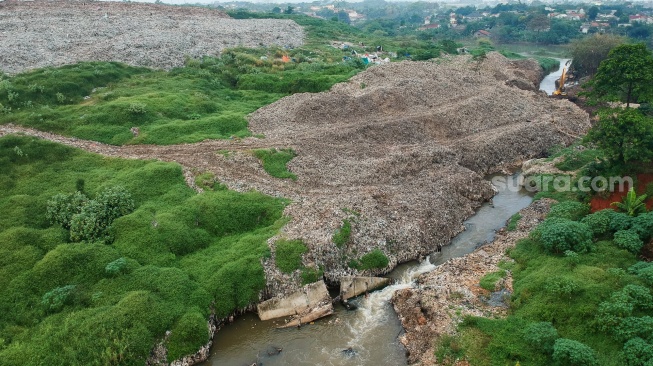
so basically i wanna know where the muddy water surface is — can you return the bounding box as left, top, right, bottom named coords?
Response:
left=201, top=173, right=533, bottom=366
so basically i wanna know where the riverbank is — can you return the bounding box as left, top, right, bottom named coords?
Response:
left=392, top=198, right=553, bottom=365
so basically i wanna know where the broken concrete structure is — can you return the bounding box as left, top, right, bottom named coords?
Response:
left=257, top=281, right=332, bottom=321
left=340, top=276, right=391, bottom=300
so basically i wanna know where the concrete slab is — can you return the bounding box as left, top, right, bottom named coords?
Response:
left=257, top=281, right=332, bottom=321
left=340, top=276, right=391, bottom=300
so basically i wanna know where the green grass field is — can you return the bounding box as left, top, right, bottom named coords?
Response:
left=0, top=135, right=288, bottom=364
left=0, top=50, right=362, bottom=145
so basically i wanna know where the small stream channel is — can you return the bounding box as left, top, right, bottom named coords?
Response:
left=201, top=173, right=533, bottom=366
left=539, top=58, right=571, bottom=95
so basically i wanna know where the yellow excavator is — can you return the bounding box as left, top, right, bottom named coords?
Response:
left=553, top=60, right=571, bottom=96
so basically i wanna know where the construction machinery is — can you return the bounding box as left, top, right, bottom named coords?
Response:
left=553, top=60, right=572, bottom=96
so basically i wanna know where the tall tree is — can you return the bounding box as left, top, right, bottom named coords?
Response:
left=585, top=108, right=653, bottom=165
left=570, top=34, right=625, bottom=77
left=588, top=43, right=653, bottom=107
left=587, top=6, right=599, bottom=21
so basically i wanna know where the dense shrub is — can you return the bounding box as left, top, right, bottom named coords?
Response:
left=548, top=201, right=590, bottom=221
left=580, top=209, right=614, bottom=237
left=614, top=230, right=644, bottom=254
left=610, top=212, right=635, bottom=233
left=48, top=186, right=135, bottom=243
left=545, top=277, right=580, bottom=299
left=523, top=321, right=559, bottom=353
left=631, top=212, right=653, bottom=241
left=46, top=191, right=88, bottom=229
left=552, top=338, right=599, bottom=366
left=628, top=262, right=653, bottom=286
left=275, top=239, right=307, bottom=273
left=166, top=309, right=209, bottom=361
left=597, top=285, right=653, bottom=331
left=614, top=316, right=653, bottom=342
left=539, top=220, right=593, bottom=254
left=41, top=284, right=76, bottom=313
left=623, top=337, right=653, bottom=366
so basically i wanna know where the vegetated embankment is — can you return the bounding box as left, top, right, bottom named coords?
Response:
left=0, top=0, right=304, bottom=74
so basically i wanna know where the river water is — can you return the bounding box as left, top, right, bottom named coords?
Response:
left=539, top=58, right=571, bottom=95
left=201, top=173, right=533, bottom=366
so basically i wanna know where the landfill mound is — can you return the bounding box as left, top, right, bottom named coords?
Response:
left=0, top=0, right=304, bottom=74
left=247, top=53, right=590, bottom=293
left=0, top=53, right=591, bottom=297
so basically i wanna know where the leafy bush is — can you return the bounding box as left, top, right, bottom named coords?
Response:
left=69, top=186, right=135, bottom=243
left=597, top=285, right=653, bottom=331
left=46, top=191, right=89, bottom=229
left=552, top=338, right=598, bottom=366
left=104, top=257, right=127, bottom=276
left=332, top=219, right=352, bottom=247
left=614, top=316, right=653, bottom=342
left=612, top=188, right=648, bottom=217
left=479, top=270, right=506, bottom=291
left=523, top=321, right=559, bottom=353
left=611, top=212, right=634, bottom=233
left=631, top=212, right=653, bottom=241
left=275, top=239, right=307, bottom=273
left=545, top=277, right=580, bottom=299
left=628, top=262, right=653, bottom=286
left=539, top=220, right=593, bottom=254
left=623, top=337, right=653, bottom=366
left=41, top=284, right=76, bottom=313
left=127, top=102, right=147, bottom=114
left=358, top=249, right=389, bottom=270
left=614, top=230, right=644, bottom=254
left=581, top=209, right=614, bottom=237
left=548, top=201, right=590, bottom=221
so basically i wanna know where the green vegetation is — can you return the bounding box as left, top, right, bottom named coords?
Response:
left=570, top=34, right=625, bottom=77
left=479, top=270, right=507, bottom=291
left=332, top=219, right=352, bottom=247
left=253, top=148, right=297, bottom=180
left=507, top=213, right=521, bottom=232
left=0, top=135, right=288, bottom=364
left=349, top=248, right=389, bottom=271
left=450, top=196, right=653, bottom=365
left=275, top=239, right=308, bottom=273
left=612, top=188, right=648, bottom=217
left=0, top=51, right=363, bottom=145
left=586, top=43, right=653, bottom=107
left=585, top=109, right=653, bottom=167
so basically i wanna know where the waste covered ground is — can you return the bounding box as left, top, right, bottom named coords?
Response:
left=392, top=199, right=553, bottom=365
left=1, top=52, right=591, bottom=297
left=0, top=0, right=304, bottom=74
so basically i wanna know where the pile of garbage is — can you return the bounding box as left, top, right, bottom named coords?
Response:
left=248, top=53, right=590, bottom=293
left=0, top=0, right=304, bottom=74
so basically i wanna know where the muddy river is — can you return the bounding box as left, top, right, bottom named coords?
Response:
left=200, top=173, right=533, bottom=366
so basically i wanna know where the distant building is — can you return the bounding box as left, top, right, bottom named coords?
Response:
left=474, top=29, right=492, bottom=38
